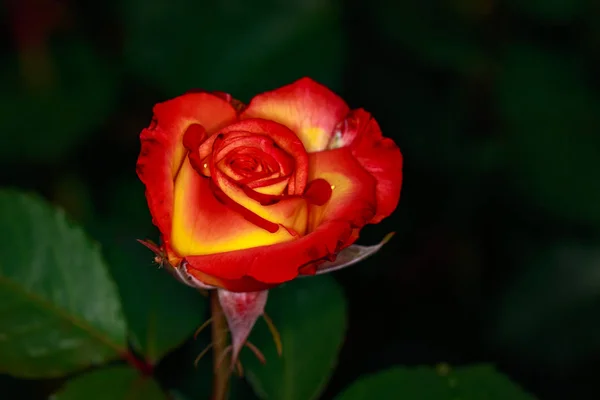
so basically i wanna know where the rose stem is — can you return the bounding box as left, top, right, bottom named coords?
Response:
left=121, top=350, right=153, bottom=376
left=211, top=290, right=230, bottom=400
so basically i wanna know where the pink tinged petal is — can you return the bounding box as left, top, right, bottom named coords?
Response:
left=314, top=232, right=395, bottom=275
left=218, top=289, right=269, bottom=367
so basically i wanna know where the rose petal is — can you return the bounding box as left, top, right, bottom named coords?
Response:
left=303, top=178, right=333, bottom=206
left=241, top=78, right=349, bottom=153
left=307, top=147, right=377, bottom=233
left=185, top=219, right=354, bottom=286
left=137, top=93, right=238, bottom=247
left=211, top=167, right=308, bottom=235
left=248, top=175, right=290, bottom=195
left=170, top=158, right=295, bottom=257
left=185, top=267, right=278, bottom=292
left=345, top=109, right=403, bottom=223
left=219, top=119, right=309, bottom=194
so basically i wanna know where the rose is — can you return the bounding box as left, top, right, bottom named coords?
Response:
left=137, top=78, right=403, bottom=293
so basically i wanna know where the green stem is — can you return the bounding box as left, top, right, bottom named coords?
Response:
left=211, top=291, right=230, bottom=400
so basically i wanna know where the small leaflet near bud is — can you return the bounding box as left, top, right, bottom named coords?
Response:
left=314, top=232, right=395, bottom=275
left=217, top=289, right=268, bottom=368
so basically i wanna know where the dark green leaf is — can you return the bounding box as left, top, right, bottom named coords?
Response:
left=498, top=44, right=600, bottom=226
left=121, top=0, right=343, bottom=98
left=0, top=190, right=127, bottom=378
left=104, top=241, right=208, bottom=364
left=51, top=366, right=166, bottom=400
left=452, top=365, right=535, bottom=399
left=96, top=178, right=208, bottom=363
left=0, top=40, right=119, bottom=163
left=336, top=364, right=535, bottom=399
left=490, top=242, right=600, bottom=367
left=243, top=275, right=347, bottom=400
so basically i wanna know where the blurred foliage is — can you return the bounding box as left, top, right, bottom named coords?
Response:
left=490, top=241, right=600, bottom=368
left=121, top=0, right=344, bottom=99
left=93, top=178, right=208, bottom=364
left=0, top=40, right=119, bottom=164
left=1, top=0, right=600, bottom=398
left=336, top=364, right=535, bottom=399
left=52, top=366, right=166, bottom=400
left=243, top=276, right=346, bottom=400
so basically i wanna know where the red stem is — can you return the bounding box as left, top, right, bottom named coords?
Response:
left=122, top=351, right=154, bottom=376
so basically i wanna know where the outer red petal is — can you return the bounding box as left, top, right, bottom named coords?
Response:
left=347, top=109, right=403, bottom=223
left=241, top=78, right=349, bottom=153
left=136, top=93, right=238, bottom=247
left=185, top=267, right=277, bottom=292
left=184, top=219, right=353, bottom=287
left=183, top=147, right=377, bottom=288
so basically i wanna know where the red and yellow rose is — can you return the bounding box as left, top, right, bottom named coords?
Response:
left=137, top=78, right=402, bottom=293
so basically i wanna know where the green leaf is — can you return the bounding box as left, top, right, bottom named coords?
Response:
left=51, top=366, right=166, bottom=400
left=336, top=364, right=535, bottom=399
left=121, top=0, right=344, bottom=98
left=95, top=178, right=208, bottom=363
left=490, top=242, right=600, bottom=367
left=498, top=44, right=600, bottom=226
left=0, top=39, right=119, bottom=163
left=243, top=275, right=347, bottom=400
left=452, top=365, right=534, bottom=399
left=0, top=190, right=127, bottom=378
left=104, top=241, right=208, bottom=363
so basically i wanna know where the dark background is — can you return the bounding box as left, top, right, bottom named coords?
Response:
left=2, top=0, right=600, bottom=398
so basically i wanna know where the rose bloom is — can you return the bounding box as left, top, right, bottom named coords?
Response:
left=137, top=78, right=402, bottom=294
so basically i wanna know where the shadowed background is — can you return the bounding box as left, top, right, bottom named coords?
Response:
left=1, top=0, right=599, bottom=398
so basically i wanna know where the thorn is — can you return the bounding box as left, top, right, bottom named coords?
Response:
left=263, top=312, right=283, bottom=356
left=245, top=341, right=266, bottom=364
left=194, top=343, right=213, bottom=367
left=136, top=238, right=162, bottom=254
left=194, top=318, right=213, bottom=340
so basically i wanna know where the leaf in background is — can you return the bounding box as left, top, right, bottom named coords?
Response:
left=452, top=365, right=535, bottom=399
left=103, top=239, right=208, bottom=364
left=498, top=43, right=600, bottom=226
left=121, top=0, right=344, bottom=99
left=335, top=364, right=535, bottom=399
left=489, top=242, right=600, bottom=367
left=0, top=190, right=127, bottom=378
left=51, top=366, right=166, bottom=400
left=94, top=178, right=208, bottom=363
left=0, top=39, right=119, bottom=163
left=242, top=275, right=347, bottom=400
